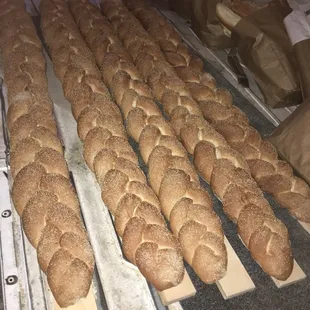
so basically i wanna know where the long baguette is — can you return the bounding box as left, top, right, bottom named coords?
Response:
left=0, top=0, right=95, bottom=307
left=39, top=0, right=184, bottom=291
left=125, top=0, right=310, bottom=224
left=100, top=0, right=294, bottom=280
left=67, top=0, right=228, bottom=284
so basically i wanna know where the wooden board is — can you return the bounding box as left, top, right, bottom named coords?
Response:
left=272, top=261, right=306, bottom=288
left=216, top=238, right=255, bottom=299
left=238, top=236, right=306, bottom=287
left=159, top=237, right=255, bottom=304
left=159, top=271, right=196, bottom=306
left=54, top=287, right=97, bottom=310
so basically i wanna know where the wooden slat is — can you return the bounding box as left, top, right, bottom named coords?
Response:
left=54, top=287, right=97, bottom=310
left=159, top=271, right=196, bottom=306
left=272, top=261, right=306, bottom=288
left=216, top=238, right=255, bottom=299
left=238, top=236, right=306, bottom=286
left=160, top=236, right=255, bottom=304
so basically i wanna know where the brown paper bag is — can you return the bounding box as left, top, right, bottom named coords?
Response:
left=191, top=0, right=237, bottom=49
left=233, top=1, right=302, bottom=108
left=268, top=98, right=310, bottom=185
left=294, top=39, right=310, bottom=99
left=284, top=9, right=310, bottom=99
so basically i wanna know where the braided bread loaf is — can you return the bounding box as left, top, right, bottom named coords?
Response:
left=0, top=0, right=95, bottom=307
left=99, top=0, right=294, bottom=280
left=67, top=0, right=228, bottom=284
left=124, top=0, right=310, bottom=224
left=39, top=0, right=185, bottom=291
